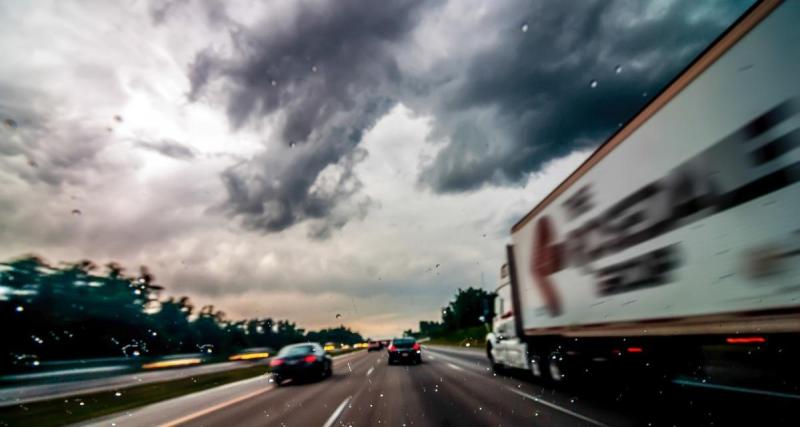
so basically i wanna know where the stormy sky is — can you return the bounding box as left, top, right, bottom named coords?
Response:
left=0, top=0, right=752, bottom=336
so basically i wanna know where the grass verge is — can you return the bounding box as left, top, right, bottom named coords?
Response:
left=0, top=364, right=269, bottom=427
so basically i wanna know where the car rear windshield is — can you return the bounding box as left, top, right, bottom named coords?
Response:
left=278, top=345, right=315, bottom=357
left=392, top=338, right=415, bottom=348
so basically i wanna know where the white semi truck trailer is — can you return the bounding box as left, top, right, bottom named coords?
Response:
left=487, top=0, right=800, bottom=392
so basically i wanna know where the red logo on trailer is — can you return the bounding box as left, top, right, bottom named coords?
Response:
left=531, top=216, right=563, bottom=317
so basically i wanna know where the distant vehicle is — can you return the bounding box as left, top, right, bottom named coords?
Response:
left=487, top=0, right=800, bottom=389
left=323, top=343, right=336, bottom=352
left=387, top=337, right=421, bottom=364
left=270, top=343, right=332, bottom=386
left=367, top=340, right=382, bottom=352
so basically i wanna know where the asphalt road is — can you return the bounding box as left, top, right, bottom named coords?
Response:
left=84, top=346, right=800, bottom=427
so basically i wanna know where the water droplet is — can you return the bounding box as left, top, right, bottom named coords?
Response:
left=614, top=65, right=622, bottom=74
left=312, top=65, right=318, bottom=72
left=380, top=393, right=384, bottom=398
left=3, top=118, right=17, bottom=129
left=521, top=23, right=528, bottom=33
left=336, top=313, right=342, bottom=319
left=589, top=80, right=598, bottom=88
left=27, top=159, right=38, bottom=167
left=71, top=209, right=82, bottom=216
left=289, top=141, right=296, bottom=148
left=642, top=92, right=648, bottom=97
left=114, top=115, right=123, bottom=123
left=271, top=80, right=277, bottom=87
left=16, top=306, right=24, bottom=312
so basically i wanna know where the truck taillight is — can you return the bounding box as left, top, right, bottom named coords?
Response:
left=726, top=336, right=765, bottom=344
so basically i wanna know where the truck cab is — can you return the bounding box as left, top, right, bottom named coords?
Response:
left=486, top=264, right=532, bottom=374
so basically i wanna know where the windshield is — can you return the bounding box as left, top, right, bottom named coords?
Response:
left=3, top=1, right=799, bottom=426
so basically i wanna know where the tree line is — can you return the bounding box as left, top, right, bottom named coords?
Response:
left=405, top=287, right=496, bottom=338
left=0, top=255, right=362, bottom=371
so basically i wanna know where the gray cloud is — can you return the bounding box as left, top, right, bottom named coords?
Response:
left=181, top=0, right=751, bottom=235
left=413, top=0, right=754, bottom=192
left=187, top=0, right=433, bottom=236
left=136, top=139, right=196, bottom=160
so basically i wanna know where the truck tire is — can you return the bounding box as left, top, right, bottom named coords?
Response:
left=487, top=343, right=504, bottom=373
left=528, top=354, right=543, bottom=378
left=545, top=352, right=565, bottom=383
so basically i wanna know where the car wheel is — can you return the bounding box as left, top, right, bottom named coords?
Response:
left=325, top=363, right=333, bottom=377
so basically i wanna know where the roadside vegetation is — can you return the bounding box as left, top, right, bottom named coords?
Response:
left=1, top=255, right=364, bottom=373
left=405, top=287, right=495, bottom=349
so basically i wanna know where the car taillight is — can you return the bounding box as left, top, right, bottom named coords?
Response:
left=304, top=355, right=317, bottom=363
left=412, top=343, right=420, bottom=351
left=388, top=345, right=397, bottom=352
left=270, top=358, right=283, bottom=367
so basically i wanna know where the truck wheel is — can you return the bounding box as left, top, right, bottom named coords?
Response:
left=487, top=344, right=504, bottom=373
left=529, top=354, right=543, bottom=378
left=546, top=352, right=565, bottom=383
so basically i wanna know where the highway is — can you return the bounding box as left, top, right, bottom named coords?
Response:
left=79, top=344, right=800, bottom=426
left=84, top=347, right=641, bottom=427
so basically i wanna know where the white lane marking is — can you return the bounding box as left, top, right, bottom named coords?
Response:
left=446, top=363, right=464, bottom=372
left=366, top=366, right=375, bottom=377
left=507, top=387, right=608, bottom=427
left=322, top=396, right=352, bottom=427
left=673, top=379, right=800, bottom=400
left=159, top=386, right=273, bottom=427
left=427, top=355, right=435, bottom=360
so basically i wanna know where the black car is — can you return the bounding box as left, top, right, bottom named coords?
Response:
left=270, top=343, right=332, bottom=385
left=387, top=337, right=421, bottom=364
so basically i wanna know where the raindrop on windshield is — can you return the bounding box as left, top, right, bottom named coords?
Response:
left=3, top=118, right=17, bottom=129
left=335, top=313, right=342, bottom=319
left=615, top=65, right=623, bottom=74
left=71, top=209, right=82, bottom=216
left=198, top=344, right=214, bottom=354
left=312, top=65, right=318, bottom=72
left=289, top=141, right=296, bottom=148
left=27, top=159, right=38, bottom=167
left=114, top=115, right=123, bottom=122
left=270, top=80, right=277, bottom=87
left=16, top=306, right=24, bottom=312
left=521, top=23, right=528, bottom=33
left=589, top=79, right=598, bottom=88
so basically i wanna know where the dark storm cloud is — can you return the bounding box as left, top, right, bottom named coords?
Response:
left=416, top=0, right=754, bottom=192
left=187, top=0, right=433, bottom=236
left=136, top=139, right=196, bottom=160
left=184, top=0, right=751, bottom=234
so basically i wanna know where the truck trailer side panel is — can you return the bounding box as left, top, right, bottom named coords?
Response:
left=510, top=0, right=800, bottom=336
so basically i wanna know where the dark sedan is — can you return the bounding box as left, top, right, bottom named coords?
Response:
left=270, top=343, right=332, bottom=386
left=387, top=337, right=421, bottom=364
